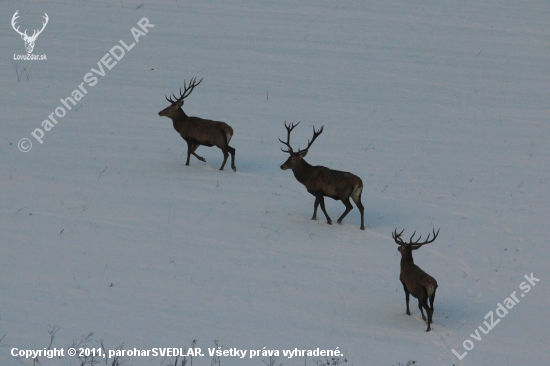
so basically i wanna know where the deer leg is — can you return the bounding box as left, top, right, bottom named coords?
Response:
left=422, top=299, right=433, bottom=331
left=402, top=282, right=411, bottom=315
left=427, top=288, right=436, bottom=331
left=418, top=299, right=427, bottom=321
left=426, top=307, right=433, bottom=331
left=337, top=197, right=354, bottom=224
left=312, top=197, right=319, bottom=220
left=351, top=190, right=365, bottom=230
left=184, top=140, right=193, bottom=166
left=227, top=145, right=236, bottom=172
left=318, top=196, right=332, bottom=225
left=191, top=143, right=205, bottom=162
left=219, top=149, right=229, bottom=170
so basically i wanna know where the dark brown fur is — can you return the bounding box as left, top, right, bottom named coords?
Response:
left=158, top=78, right=236, bottom=171
left=279, top=122, right=365, bottom=230
left=393, top=228, right=439, bottom=331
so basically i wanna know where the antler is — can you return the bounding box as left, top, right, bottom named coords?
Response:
left=297, top=125, right=324, bottom=154
left=165, top=77, right=203, bottom=104
left=11, top=11, right=26, bottom=37
left=278, top=121, right=300, bottom=153
left=11, top=11, right=48, bottom=40
left=30, top=13, right=49, bottom=40
left=393, top=228, right=439, bottom=248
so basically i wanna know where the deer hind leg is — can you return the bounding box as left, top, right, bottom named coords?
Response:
left=424, top=298, right=433, bottom=331
left=219, top=149, right=229, bottom=170
left=427, top=287, right=437, bottom=331
left=351, top=187, right=365, bottom=230
left=217, top=132, right=236, bottom=171
left=337, top=196, right=354, bottom=224
left=317, top=196, right=332, bottom=225
left=418, top=299, right=427, bottom=321
left=227, top=145, right=236, bottom=171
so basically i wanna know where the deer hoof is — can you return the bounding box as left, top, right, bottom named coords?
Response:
left=327, top=221, right=332, bottom=225
left=360, top=225, right=365, bottom=230
left=199, top=157, right=206, bottom=162
left=232, top=166, right=237, bottom=172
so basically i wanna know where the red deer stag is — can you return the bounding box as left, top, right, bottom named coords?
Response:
left=392, top=228, right=440, bottom=331
left=279, top=122, right=365, bottom=230
left=158, top=77, right=236, bottom=171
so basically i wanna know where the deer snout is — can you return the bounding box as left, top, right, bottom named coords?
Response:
left=280, top=164, right=289, bottom=170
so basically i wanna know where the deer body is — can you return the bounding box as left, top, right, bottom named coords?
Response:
left=279, top=122, right=365, bottom=230
left=393, top=229, right=439, bottom=331
left=159, top=78, right=236, bottom=171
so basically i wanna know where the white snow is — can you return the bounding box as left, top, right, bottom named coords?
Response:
left=1, top=0, right=549, bottom=365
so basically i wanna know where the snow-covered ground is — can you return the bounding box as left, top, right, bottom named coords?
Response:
left=2, top=1, right=549, bottom=365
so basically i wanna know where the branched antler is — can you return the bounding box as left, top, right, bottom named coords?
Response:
left=278, top=122, right=324, bottom=154
left=298, top=125, right=324, bottom=154
left=278, top=121, right=300, bottom=153
left=392, top=228, right=439, bottom=248
left=166, top=77, right=203, bottom=104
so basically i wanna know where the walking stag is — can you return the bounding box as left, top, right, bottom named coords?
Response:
left=158, top=77, right=236, bottom=171
left=392, top=228, right=439, bottom=331
left=279, top=122, right=365, bottom=230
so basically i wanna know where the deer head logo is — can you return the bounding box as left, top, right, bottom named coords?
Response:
left=11, top=11, right=49, bottom=54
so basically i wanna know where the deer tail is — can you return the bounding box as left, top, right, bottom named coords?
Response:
left=225, top=125, right=234, bottom=144
left=423, top=279, right=436, bottom=298
left=351, top=182, right=363, bottom=202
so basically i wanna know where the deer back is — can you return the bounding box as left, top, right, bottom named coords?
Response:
left=296, top=162, right=362, bottom=199
left=178, top=116, right=233, bottom=145
left=400, top=261, right=437, bottom=298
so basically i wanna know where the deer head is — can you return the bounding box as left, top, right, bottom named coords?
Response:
left=393, top=228, right=439, bottom=257
left=158, top=77, right=203, bottom=118
left=279, top=121, right=324, bottom=170
left=12, top=11, right=49, bottom=54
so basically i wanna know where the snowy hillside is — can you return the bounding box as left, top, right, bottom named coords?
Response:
left=1, top=1, right=549, bottom=365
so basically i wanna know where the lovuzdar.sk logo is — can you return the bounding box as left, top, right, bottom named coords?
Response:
left=12, top=10, right=48, bottom=60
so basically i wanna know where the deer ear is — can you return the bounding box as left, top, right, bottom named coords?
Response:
left=298, top=150, right=308, bottom=158
left=175, top=100, right=184, bottom=108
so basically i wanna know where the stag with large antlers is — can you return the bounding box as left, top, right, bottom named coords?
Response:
left=12, top=11, right=49, bottom=54
left=158, top=77, right=236, bottom=171
left=392, top=228, right=440, bottom=331
left=279, top=122, right=365, bottom=230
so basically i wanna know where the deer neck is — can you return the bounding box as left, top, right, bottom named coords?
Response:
left=400, top=250, right=415, bottom=269
left=291, top=159, right=314, bottom=185
left=171, top=108, right=188, bottom=131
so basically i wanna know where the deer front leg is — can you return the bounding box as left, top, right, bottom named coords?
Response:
left=317, top=196, right=332, bottom=225
left=402, top=282, right=411, bottom=315
left=312, top=197, right=319, bottom=220
left=191, top=142, right=205, bottom=162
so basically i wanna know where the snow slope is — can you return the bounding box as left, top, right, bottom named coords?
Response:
left=1, top=0, right=549, bottom=365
